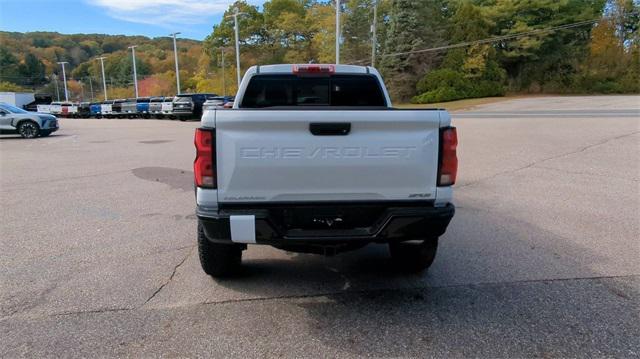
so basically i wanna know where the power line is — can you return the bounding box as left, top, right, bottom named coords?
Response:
left=351, top=18, right=599, bottom=65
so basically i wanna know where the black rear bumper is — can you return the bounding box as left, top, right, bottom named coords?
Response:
left=197, top=202, right=454, bottom=250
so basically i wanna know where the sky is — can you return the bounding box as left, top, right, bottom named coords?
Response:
left=0, top=0, right=261, bottom=40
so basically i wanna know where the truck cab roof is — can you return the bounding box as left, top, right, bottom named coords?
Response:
left=252, top=64, right=373, bottom=75
left=235, top=64, right=391, bottom=108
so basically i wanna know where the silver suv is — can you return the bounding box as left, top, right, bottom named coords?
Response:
left=0, top=102, right=59, bottom=138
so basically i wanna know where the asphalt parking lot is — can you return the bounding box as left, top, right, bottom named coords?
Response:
left=1, top=95, right=639, bottom=357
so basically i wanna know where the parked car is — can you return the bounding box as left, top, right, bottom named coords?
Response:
left=112, top=99, right=126, bottom=118
left=161, top=97, right=173, bottom=118
left=23, top=94, right=52, bottom=112
left=136, top=97, right=151, bottom=118
left=90, top=102, right=102, bottom=118
left=148, top=96, right=165, bottom=118
left=0, top=102, right=59, bottom=138
left=77, top=102, right=91, bottom=118
left=172, top=93, right=218, bottom=121
left=194, top=64, right=458, bottom=277
left=49, top=102, right=78, bottom=118
left=202, top=96, right=234, bottom=112
left=101, top=100, right=114, bottom=118
left=121, top=98, right=138, bottom=118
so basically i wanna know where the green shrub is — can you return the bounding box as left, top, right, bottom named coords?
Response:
left=412, top=68, right=506, bottom=104
left=0, top=81, right=27, bottom=92
left=416, top=69, right=467, bottom=94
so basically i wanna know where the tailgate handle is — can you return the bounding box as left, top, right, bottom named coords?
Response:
left=309, top=123, right=351, bottom=136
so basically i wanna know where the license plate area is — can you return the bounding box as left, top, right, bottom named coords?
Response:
left=267, top=204, right=389, bottom=237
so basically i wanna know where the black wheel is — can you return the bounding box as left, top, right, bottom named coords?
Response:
left=39, top=130, right=51, bottom=137
left=17, top=121, right=40, bottom=138
left=389, top=237, right=439, bottom=273
left=198, top=221, right=243, bottom=277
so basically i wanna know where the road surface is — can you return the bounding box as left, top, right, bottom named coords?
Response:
left=1, top=96, right=638, bottom=357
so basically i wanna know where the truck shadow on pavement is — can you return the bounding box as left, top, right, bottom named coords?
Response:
left=209, top=201, right=638, bottom=356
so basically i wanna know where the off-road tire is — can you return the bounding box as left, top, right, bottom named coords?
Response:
left=198, top=222, right=242, bottom=277
left=389, top=237, right=439, bottom=273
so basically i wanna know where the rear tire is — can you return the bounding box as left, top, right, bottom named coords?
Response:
left=17, top=121, right=40, bottom=138
left=198, top=222, right=242, bottom=277
left=389, top=237, right=439, bottom=273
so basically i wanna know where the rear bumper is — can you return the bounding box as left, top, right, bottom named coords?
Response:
left=172, top=109, right=193, bottom=116
left=197, top=202, right=454, bottom=247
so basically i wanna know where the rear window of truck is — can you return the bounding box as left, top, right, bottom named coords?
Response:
left=240, top=75, right=386, bottom=108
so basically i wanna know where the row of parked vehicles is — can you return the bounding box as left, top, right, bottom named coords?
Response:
left=37, top=94, right=234, bottom=121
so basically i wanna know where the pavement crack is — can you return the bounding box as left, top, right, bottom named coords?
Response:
left=458, top=130, right=640, bottom=188
left=52, top=307, right=132, bottom=317
left=193, top=274, right=638, bottom=308
left=3, top=274, right=637, bottom=322
left=141, top=246, right=195, bottom=307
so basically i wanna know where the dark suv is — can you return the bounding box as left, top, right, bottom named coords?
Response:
left=172, top=93, right=218, bottom=121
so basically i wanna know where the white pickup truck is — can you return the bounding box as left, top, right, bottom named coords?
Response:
left=195, top=64, right=457, bottom=277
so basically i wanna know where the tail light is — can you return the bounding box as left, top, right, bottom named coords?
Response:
left=194, top=128, right=216, bottom=188
left=292, top=64, right=335, bottom=75
left=438, top=127, right=458, bottom=186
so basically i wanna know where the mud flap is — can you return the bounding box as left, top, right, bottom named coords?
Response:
left=229, top=215, right=256, bottom=244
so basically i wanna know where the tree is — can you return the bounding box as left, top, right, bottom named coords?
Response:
left=580, top=0, right=640, bottom=93
left=489, top=0, right=605, bottom=90
left=0, top=46, right=21, bottom=85
left=19, top=53, right=47, bottom=85
left=342, top=0, right=374, bottom=64
left=380, top=0, right=447, bottom=101
left=307, top=2, right=337, bottom=63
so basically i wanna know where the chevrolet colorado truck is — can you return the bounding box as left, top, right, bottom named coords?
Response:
left=195, top=64, right=457, bottom=277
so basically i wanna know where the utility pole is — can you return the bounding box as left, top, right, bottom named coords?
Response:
left=88, top=76, right=94, bottom=102
left=80, top=81, right=85, bottom=101
left=96, top=57, right=108, bottom=101
left=53, top=74, right=60, bottom=101
left=226, top=7, right=245, bottom=88
left=336, top=0, right=341, bottom=64
left=371, top=1, right=378, bottom=67
left=128, top=45, right=139, bottom=98
left=221, top=48, right=226, bottom=96
left=170, top=32, right=181, bottom=94
left=57, top=62, right=69, bottom=102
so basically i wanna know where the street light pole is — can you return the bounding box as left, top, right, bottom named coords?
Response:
left=128, top=45, right=139, bottom=98
left=336, top=0, right=341, bottom=64
left=221, top=48, right=226, bottom=97
left=226, top=8, right=245, bottom=88
left=57, top=62, right=69, bottom=102
left=371, top=1, right=377, bottom=67
left=170, top=32, right=181, bottom=95
left=97, top=57, right=108, bottom=100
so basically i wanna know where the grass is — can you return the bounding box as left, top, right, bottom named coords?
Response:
left=395, top=96, right=512, bottom=112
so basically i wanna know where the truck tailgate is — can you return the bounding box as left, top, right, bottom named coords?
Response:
left=214, top=109, right=443, bottom=203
